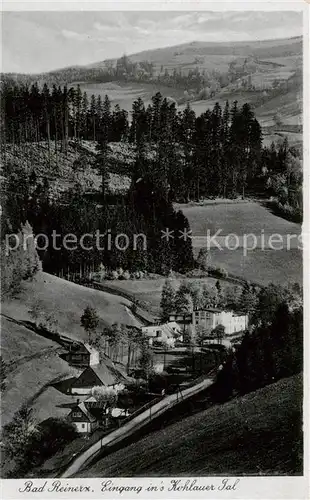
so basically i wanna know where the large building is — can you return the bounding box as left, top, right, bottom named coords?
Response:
left=168, top=309, right=248, bottom=340
left=193, top=309, right=248, bottom=335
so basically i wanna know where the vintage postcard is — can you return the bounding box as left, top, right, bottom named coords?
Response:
left=0, top=1, right=308, bottom=499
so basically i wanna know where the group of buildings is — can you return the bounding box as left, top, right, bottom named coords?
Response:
left=58, top=342, right=128, bottom=434
left=142, top=308, right=249, bottom=347
left=56, top=307, right=248, bottom=434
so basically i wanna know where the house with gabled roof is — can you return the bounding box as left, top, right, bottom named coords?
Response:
left=67, top=401, right=99, bottom=434
left=60, top=342, right=100, bottom=367
left=141, top=321, right=182, bottom=347
left=68, top=363, right=126, bottom=396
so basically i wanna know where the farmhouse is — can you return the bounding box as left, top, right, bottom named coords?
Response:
left=68, top=364, right=125, bottom=395
left=67, top=401, right=99, bottom=434
left=141, top=321, right=182, bottom=347
left=60, top=342, right=100, bottom=367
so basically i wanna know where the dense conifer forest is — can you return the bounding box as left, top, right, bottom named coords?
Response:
left=0, top=81, right=302, bottom=292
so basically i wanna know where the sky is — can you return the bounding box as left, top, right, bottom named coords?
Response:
left=1, top=11, right=303, bottom=74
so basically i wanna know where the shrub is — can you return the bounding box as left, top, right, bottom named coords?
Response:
left=106, top=270, right=119, bottom=280
left=208, top=266, right=228, bottom=279
left=116, top=267, right=124, bottom=277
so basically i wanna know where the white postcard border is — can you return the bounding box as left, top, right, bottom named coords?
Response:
left=0, top=1, right=309, bottom=499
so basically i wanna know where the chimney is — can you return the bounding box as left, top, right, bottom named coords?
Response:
left=77, top=398, right=80, bottom=404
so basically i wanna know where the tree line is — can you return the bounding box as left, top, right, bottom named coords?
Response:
left=1, top=81, right=302, bottom=203
left=1, top=158, right=194, bottom=282
left=1, top=84, right=302, bottom=287
left=212, top=302, right=302, bottom=402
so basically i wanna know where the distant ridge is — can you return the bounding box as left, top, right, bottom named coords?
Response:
left=1, top=35, right=302, bottom=77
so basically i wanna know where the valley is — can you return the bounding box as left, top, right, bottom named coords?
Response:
left=0, top=14, right=304, bottom=483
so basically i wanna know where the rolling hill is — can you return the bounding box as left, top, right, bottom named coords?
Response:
left=1, top=271, right=141, bottom=342
left=2, top=36, right=302, bottom=140
left=0, top=271, right=142, bottom=426
left=78, top=374, right=303, bottom=477
left=98, top=36, right=302, bottom=75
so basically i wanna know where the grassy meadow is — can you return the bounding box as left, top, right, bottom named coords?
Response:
left=0, top=316, right=81, bottom=427
left=175, top=201, right=302, bottom=286
left=76, top=81, right=184, bottom=112
left=1, top=271, right=144, bottom=427
left=1, top=271, right=141, bottom=343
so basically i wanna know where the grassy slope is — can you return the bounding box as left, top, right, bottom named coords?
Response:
left=79, top=374, right=303, bottom=477
left=2, top=271, right=141, bottom=342
left=175, top=201, right=302, bottom=286
left=77, top=81, right=185, bottom=113
left=82, top=36, right=302, bottom=143
left=1, top=272, right=142, bottom=426
left=101, top=277, right=236, bottom=315
left=110, top=37, right=302, bottom=74
left=0, top=316, right=81, bottom=427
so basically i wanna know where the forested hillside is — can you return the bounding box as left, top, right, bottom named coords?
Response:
left=1, top=78, right=302, bottom=290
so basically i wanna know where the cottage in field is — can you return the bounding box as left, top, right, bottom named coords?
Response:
left=68, top=364, right=125, bottom=396
left=67, top=401, right=99, bottom=434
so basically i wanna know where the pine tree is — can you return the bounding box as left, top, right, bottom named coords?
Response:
left=196, top=247, right=211, bottom=271
left=81, top=306, right=100, bottom=343
left=160, top=279, right=176, bottom=319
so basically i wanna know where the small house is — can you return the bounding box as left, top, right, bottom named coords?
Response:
left=67, top=401, right=99, bottom=434
left=69, top=364, right=125, bottom=396
left=141, top=321, right=182, bottom=347
left=60, top=342, right=99, bottom=368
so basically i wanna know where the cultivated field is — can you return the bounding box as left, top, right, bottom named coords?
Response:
left=175, top=201, right=302, bottom=286
left=79, top=373, right=302, bottom=476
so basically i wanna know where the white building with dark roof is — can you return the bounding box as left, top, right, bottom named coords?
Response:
left=67, top=401, right=99, bottom=434
left=69, top=364, right=125, bottom=396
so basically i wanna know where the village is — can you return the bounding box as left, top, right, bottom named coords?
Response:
left=50, top=305, right=248, bottom=436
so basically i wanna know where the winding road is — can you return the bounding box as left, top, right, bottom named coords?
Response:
left=61, top=375, right=214, bottom=477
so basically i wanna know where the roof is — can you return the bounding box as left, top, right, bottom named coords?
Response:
left=71, top=363, right=119, bottom=388
left=168, top=311, right=192, bottom=316
left=91, top=364, right=119, bottom=386
left=84, top=343, right=99, bottom=355
left=84, top=396, right=97, bottom=404
left=68, top=341, right=89, bottom=354
left=194, top=308, right=222, bottom=313
left=77, top=402, right=97, bottom=422
left=165, top=321, right=181, bottom=330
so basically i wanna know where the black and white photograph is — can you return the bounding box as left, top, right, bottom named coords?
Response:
left=0, top=3, right=307, bottom=494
